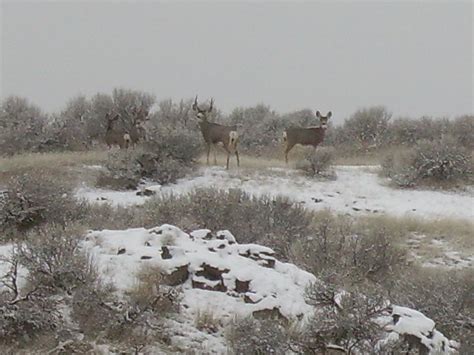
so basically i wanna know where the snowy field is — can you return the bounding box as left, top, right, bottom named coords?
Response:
left=77, top=165, right=474, bottom=221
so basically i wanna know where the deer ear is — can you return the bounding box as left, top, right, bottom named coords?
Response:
left=105, top=113, right=110, bottom=119
left=327, top=111, right=332, bottom=118
left=316, top=111, right=321, bottom=118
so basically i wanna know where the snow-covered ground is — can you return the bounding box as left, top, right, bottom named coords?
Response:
left=77, top=165, right=474, bottom=221
left=84, top=224, right=458, bottom=354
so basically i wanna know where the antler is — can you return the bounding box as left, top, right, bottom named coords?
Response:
left=208, top=98, right=214, bottom=113
left=192, top=96, right=200, bottom=112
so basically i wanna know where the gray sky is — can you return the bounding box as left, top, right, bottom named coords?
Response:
left=1, top=1, right=472, bottom=122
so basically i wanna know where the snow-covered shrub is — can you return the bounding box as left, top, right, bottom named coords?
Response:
left=0, top=172, right=88, bottom=237
left=299, top=285, right=387, bottom=354
left=0, top=292, right=60, bottom=344
left=389, top=268, right=474, bottom=354
left=449, top=115, right=474, bottom=150
left=143, top=188, right=311, bottom=259
left=96, top=149, right=143, bottom=190
left=0, top=96, right=48, bottom=156
left=18, top=224, right=96, bottom=294
left=227, top=317, right=289, bottom=354
left=96, top=131, right=200, bottom=190
left=338, top=106, right=391, bottom=151
left=296, top=146, right=335, bottom=177
left=382, top=136, right=472, bottom=187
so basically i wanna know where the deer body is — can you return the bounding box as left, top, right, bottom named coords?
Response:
left=283, top=111, right=332, bottom=163
left=104, top=113, right=129, bottom=149
left=193, top=97, right=240, bottom=169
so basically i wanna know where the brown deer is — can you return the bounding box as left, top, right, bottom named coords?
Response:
left=283, top=110, right=332, bottom=163
left=104, top=112, right=129, bottom=149
left=192, top=96, right=240, bottom=169
left=126, top=106, right=150, bottom=147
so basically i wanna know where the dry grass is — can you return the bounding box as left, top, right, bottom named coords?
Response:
left=358, top=214, right=474, bottom=260
left=0, top=150, right=108, bottom=186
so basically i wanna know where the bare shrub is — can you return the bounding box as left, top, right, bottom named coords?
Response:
left=296, top=146, right=336, bottom=177
left=0, top=171, right=88, bottom=236
left=142, top=189, right=311, bottom=259
left=289, top=210, right=406, bottom=283
left=195, top=310, right=222, bottom=334
left=382, top=136, right=473, bottom=187
left=227, top=317, right=289, bottom=354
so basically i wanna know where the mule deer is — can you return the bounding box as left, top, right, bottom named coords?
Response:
left=283, top=110, right=332, bottom=163
left=104, top=113, right=129, bottom=149
left=126, top=106, right=150, bottom=147
left=192, top=96, right=240, bottom=169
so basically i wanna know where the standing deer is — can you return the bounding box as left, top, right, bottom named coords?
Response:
left=126, top=106, right=150, bottom=147
left=104, top=112, right=130, bottom=149
left=192, top=96, right=240, bottom=169
left=283, top=110, right=332, bottom=163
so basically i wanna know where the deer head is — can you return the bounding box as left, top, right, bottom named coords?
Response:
left=192, top=96, right=213, bottom=121
left=105, top=112, right=120, bottom=130
left=316, top=111, right=332, bottom=128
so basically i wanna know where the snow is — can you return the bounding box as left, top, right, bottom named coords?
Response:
left=83, top=224, right=316, bottom=321
left=76, top=165, right=474, bottom=220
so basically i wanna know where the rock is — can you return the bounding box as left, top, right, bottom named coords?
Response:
left=164, top=264, right=189, bottom=286
left=140, top=255, right=152, bottom=260
left=161, top=246, right=172, bottom=259
left=192, top=277, right=227, bottom=292
left=136, top=188, right=156, bottom=196
left=235, top=279, right=251, bottom=293
left=312, top=197, right=323, bottom=203
left=117, top=247, right=126, bottom=255
left=195, top=263, right=230, bottom=281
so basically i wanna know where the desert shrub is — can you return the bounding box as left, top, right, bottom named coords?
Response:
left=195, top=310, right=222, bottom=334
left=382, top=136, right=472, bottom=187
left=142, top=189, right=311, bottom=259
left=449, top=115, right=474, bottom=150
left=0, top=96, right=48, bottom=156
left=0, top=292, right=61, bottom=345
left=227, top=317, right=289, bottom=354
left=299, top=285, right=387, bottom=354
left=389, top=268, right=474, bottom=353
left=95, top=149, right=143, bottom=190
left=338, top=106, right=392, bottom=151
left=0, top=171, right=88, bottom=236
left=289, top=211, right=406, bottom=283
left=71, top=281, right=120, bottom=337
left=228, top=104, right=285, bottom=155
left=296, top=146, right=335, bottom=177
left=96, top=131, right=200, bottom=190
left=17, top=224, right=96, bottom=294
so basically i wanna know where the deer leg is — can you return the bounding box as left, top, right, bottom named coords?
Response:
left=213, top=145, right=217, bottom=165
left=206, top=144, right=211, bottom=165
left=235, top=150, right=240, bottom=167
left=284, top=144, right=295, bottom=164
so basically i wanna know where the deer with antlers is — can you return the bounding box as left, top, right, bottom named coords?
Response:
left=104, top=112, right=130, bottom=149
left=126, top=106, right=150, bottom=147
left=283, top=110, right=332, bottom=163
left=192, top=96, right=240, bottom=169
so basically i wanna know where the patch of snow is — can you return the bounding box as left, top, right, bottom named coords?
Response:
left=76, top=166, right=474, bottom=220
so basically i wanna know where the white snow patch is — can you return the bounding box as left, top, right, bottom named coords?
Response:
left=76, top=166, right=474, bottom=220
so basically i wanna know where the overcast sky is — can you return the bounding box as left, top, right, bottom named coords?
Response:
left=1, top=1, right=472, bottom=122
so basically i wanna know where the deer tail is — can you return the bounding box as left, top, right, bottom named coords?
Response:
left=228, top=131, right=239, bottom=152
left=282, top=131, right=287, bottom=143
